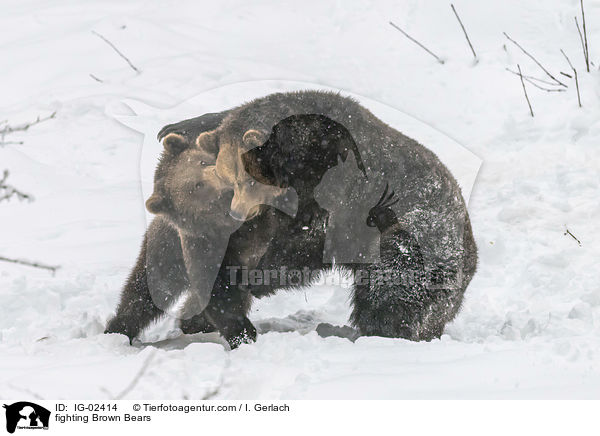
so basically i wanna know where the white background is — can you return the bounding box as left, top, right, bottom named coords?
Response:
left=2, top=400, right=599, bottom=436
left=1, top=0, right=599, bottom=403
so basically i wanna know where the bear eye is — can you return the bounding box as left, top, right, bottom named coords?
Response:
left=200, top=160, right=207, bottom=166
left=248, top=179, right=256, bottom=187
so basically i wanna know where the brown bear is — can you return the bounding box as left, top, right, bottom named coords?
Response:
left=105, top=90, right=477, bottom=347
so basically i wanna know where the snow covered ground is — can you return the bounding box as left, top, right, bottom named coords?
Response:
left=1, top=0, right=599, bottom=399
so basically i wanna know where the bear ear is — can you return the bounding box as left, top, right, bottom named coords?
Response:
left=196, top=131, right=219, bottom=156
left=145, top=194, right=166, bottom=214
left=242, top=129, right=267, bottom=148
left=162, top=133, right=189, bottom=155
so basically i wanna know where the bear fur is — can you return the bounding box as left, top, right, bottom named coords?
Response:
left=105, top=110, right=239, bottom=342
left=242, top=114, right=368, bottom=224
left=105, top=90, right=477, bottom=347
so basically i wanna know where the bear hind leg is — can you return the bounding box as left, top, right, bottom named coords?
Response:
left=350, top=281, right=452, bottom=341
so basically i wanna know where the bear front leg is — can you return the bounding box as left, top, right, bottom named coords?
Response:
left=105, top=218, right=190, bottom=343
left=296, top=198, right=328, bottom=228
left=179, top=313, right=216, bottom=335
left=178, top=232, right=255, bottom=347
left=104, top=247, right=156, bottom=342
left=177, top=212, right=278, bottom=348
left=201, top=277, right=256, bottom=349
left=177, top=232, right=230, bottom=320
left=177, top=269, right=254, bottom=347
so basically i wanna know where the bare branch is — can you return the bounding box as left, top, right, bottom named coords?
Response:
left=522, top=79, right=565, bottom=92
left=92, top=30, right=141, bottom=74
left=505, top=68, right=565, bottom=92
left=517, top=64, right=534, bottom=117
left=451, top=4, right=477, bottom=60
left=0, top=141, right=24, bottom=146
left=505, top=68, right=559, bottom=86
left=201, top=381, right=223, bottom=400
left=200, top=354, right=231, bottom=400
left=575, top=18, right=587, bottom=69
left=581, top=0, right=590, bottom=72
left=5, top=382, right=44, bottom=400
left=0, top=169, right=33, bottom=202
left=114, top=350, right=156, bottom=399
left=564, top=228, right=582, bottom=246
left=0, top=255, right=60, bottom=275
left=0, top=112, right=56, bottom=140
left=560, top=49, right=576, bottom=71
left=1, top=111, right=60, bottom=276
left=389, top=21, right=445, bottom=64
left=504, top=32, right=567, bottom=87
left=561, top=49, right=582, bottom=107
left=89, top=73, right=104, bottom=83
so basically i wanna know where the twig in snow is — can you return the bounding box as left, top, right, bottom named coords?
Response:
left=517, top=64, right=534, bottom=117
left=389, top=21, right=445, bottom=64
left=560, top=49, right=582, bottom=107
left=522, top=80, right=565, bottom=93
left=200, top=353, right=231, bottom=400
left=505, top=68, right=565, bottom=92
left=503, top=32, right=567, bottom=88
left=560, top=71, right=573, bottom=78
left=505, top=68, right=560, bottom=86
left=113, top=350, right=156, bottom=399
left=0, top=141, right=24, bottom=146
left=200, top=380, right=223, bottom=400
left=576, top=0, right=590, bottom=72
left=564, top=228, right=582, bottom=246
left=89, top=73, right=104, bottom=83
left=0, top=112, right=56, bottom=141
left=0, top=169, right=33, bottom=202
left=92, top=30, right=141, bottom=74
left=450, top=4, right=477, bottom=60
left=5, top=382, right=44, bottom=401
left=0, top=255, right=60, bottom=275
left=575, top=18, right=589, bottom=72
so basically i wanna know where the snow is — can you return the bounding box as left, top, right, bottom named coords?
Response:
left=1, top=0, right=599, bottom=399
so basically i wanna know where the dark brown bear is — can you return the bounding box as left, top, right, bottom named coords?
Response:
left=105, top=91, right=477, bottom=347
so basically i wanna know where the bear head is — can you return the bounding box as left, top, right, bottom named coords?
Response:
left=194, top=125, right=292, bottom=222
left=240, top=114, right=367, bottom=200
left=146, top=132, right=235, bottom=234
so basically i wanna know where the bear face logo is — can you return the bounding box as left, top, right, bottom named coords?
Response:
left=3, top=402, right=50, bottom=433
